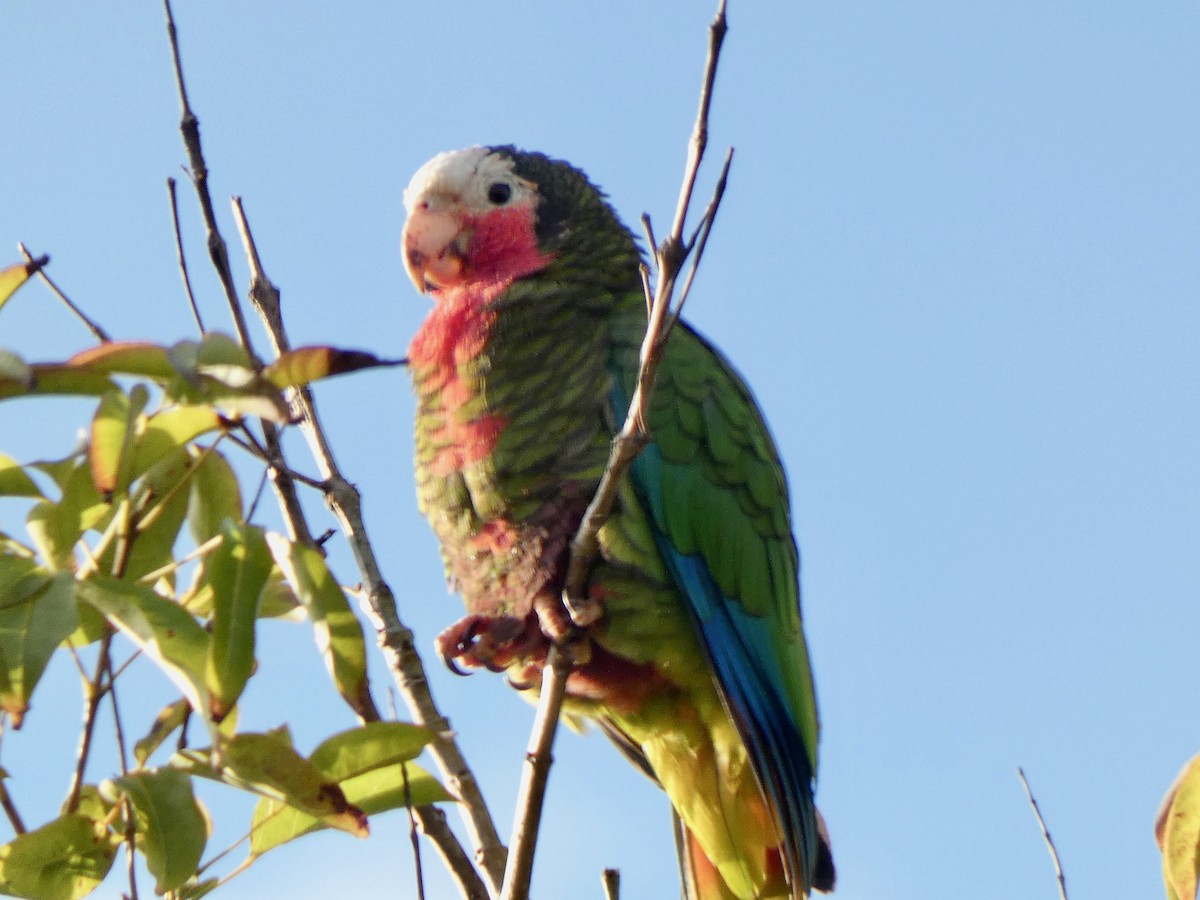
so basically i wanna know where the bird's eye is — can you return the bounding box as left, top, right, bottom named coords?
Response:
left=487, top=182, right=512, bottom=205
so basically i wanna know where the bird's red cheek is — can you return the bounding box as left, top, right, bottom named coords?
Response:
left=463, top=205, right=554, bottom=283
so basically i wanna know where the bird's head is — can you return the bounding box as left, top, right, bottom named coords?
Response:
left=401, top=146, right=640, bottom=297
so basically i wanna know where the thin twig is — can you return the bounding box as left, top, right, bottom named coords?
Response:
left=123, top=796, right=140, bottom=900
left=1017, top=767, right=1069, bottom=900
left=16, top=243, right=110, bottom=342
left=167, top=177, right=206, bottom=334
left=414, top=805, right=491, bottom=900
left=602, top=869, right=620, bottom=900
left=0, top=780, right=26, bottom=835
left=499, top=646, right=572, bottom=900
left=162, top=0, right=255, bottom=353
left=228, top=197, right=505, bottom=892
left=65, top=636, right=113, bottom=813
left=402, top=763, right=427, bottom=900
left=500, top=4, right=734, bottom=896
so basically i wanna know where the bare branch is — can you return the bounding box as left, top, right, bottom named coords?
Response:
left=602, top=869, right=620, bottom=900
left=414, top=805, right=490, bottom=900
left=402, top=763, right=426, bottom=900
left=162, top=0, right=255, bottom=354
left=229, top=195, right=505, bottom=893
left=167, top=177, right=206, bottom=334
left=499, top=646, right=572, bottom=900
left=1017, top=767, right=1069, bottom=900
left=0, top=780, right=26, bottom=835
left=16, top=243, right=110, bottom=342
left=65, top=635, right=113, bottom=813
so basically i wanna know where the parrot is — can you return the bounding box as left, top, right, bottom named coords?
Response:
left=402, top=145, right=835, bottom=900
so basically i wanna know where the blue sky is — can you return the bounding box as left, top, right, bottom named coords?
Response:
left=2, top=2, right=1198, bottom=898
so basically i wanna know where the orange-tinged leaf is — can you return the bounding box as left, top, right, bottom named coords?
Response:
left=89, top=386, right=148, bottom=495
left=1159, top=753, right=1200, bottom=900
left=264, top=346, right=399, bottom=389
left=0, top=257, right=45, bottom=312
left=66, top=341, right=176, bottom=380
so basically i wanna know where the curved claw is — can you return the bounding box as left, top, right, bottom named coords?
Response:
left=441, top=648, right=472, bottom=677
left=505, top=672, right=537, bottom=691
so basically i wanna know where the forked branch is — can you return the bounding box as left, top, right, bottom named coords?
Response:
left=499, top=3, right=733, bottom=898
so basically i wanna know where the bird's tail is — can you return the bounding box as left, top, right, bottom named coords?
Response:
left=673, top=812, right=836, bottom=899
left=674, top=814, right=742, bottom=900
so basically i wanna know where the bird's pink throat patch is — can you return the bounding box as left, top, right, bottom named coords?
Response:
left=408, top=204, right=554, bottom=476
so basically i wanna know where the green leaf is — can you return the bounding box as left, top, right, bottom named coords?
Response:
left=0, top=455, right=43, bottom=499
left=1160, top=753, right=1200, bottom=900
left=309, top=721, right=437, bottom=778
left=88, top=385, right=149, bottom=496
left=251, top=760, right=447, bottom=858
left=0, top=572, right=77, bottom=728
left=77, top=576, right=215, bottom=734
left=25, top=460, right=107, bottom=571
left=0, top=258, right=45, bottom=313
left=176, top=878, right=220, bottom=899
left=248, top=722, right=445, bottom=857
left=134, top=699, right=191, bottom=767
left=0, top=814, right=118, bottom=900
left=107, top=769, right=207, bottom=894
left=256, top=566, right=303, bottom=620
left=263, top=346, right=398, bottom=389
left=247, top=723, right=446, bottom=857
left=267, top=534, right=375, bottom=719
left=205, top=522, right=271, bottom=721
left=185, top=448, right=242, bottom=545
left=175, top=732, right=368, bottom=837
left=131, top=405, right=224, bottom=485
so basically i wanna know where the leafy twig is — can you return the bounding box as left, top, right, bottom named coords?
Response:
left=16, top=243, right=110, bottom=342
left=500, top=2, right=733, bottom=897
left=1017, top=766, right=1069, bottom=900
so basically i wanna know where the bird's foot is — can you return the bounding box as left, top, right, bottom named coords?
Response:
left=435, top=614, right=535, bottom=675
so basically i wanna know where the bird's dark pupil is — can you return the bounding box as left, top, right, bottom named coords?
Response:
left=487, top=182, right=512, bottom=205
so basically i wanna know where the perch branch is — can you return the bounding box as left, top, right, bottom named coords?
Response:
left=1017, top=767, right=1068, bottom=900
left=499, top=646, right=572, bottom=900
left=500, top=2, right=732, bottom=897
left=229, top=197, right=506, bottom=893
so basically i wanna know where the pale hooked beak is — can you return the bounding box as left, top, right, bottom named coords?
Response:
left=402, top=202, right=473, bottom=293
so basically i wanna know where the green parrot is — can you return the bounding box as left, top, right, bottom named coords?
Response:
left=402, top=146, right=835, bottom=899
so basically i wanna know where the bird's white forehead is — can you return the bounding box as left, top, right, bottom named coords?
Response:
left=403, top=147, right=520, bottom=211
